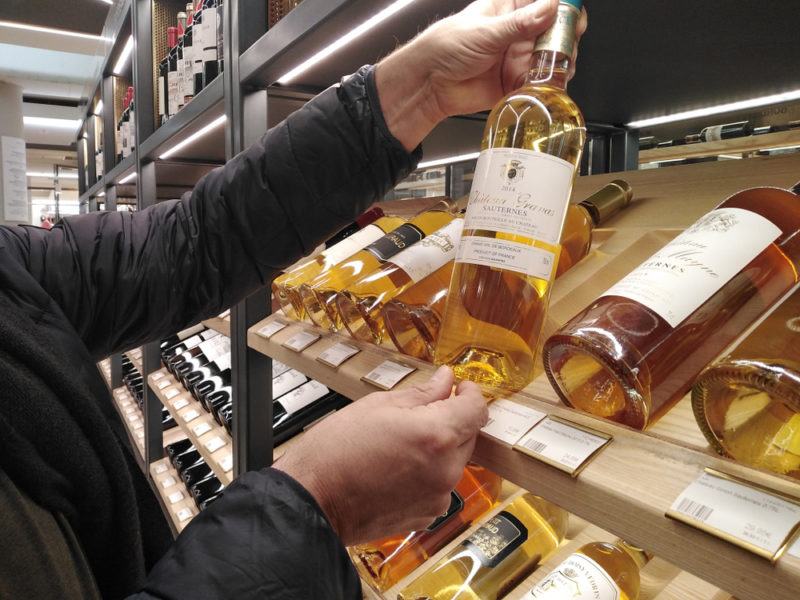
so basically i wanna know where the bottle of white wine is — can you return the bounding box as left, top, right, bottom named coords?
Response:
left=434, top=0, right=586, bottom=396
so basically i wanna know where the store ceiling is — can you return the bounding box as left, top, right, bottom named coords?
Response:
left=0, top=0, right=109, bottom=36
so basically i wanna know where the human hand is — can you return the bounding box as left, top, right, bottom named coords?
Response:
left=273, top=366, right=488, bottom=546
left=376, top=0, right=587, bottom=151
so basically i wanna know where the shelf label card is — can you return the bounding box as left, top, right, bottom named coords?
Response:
left=283, top=330, right=321, bottom=352
left=514, top=416, right=612, bottom=476
left=482, top=399, right=546, bottom=445
left=667, top=469, right=800, bottom=560
left=317, top=342, right=360, bottom=368
left=177, top=508, right=193, bottom=523
left=362, top=360, right=417, bottom=390
left=172, top=398, right=190, bottom=410
left=192, top=422, right=212, bottom=437
left=164, top=388, right=181, bottom=401
left=154, top=463, right=169, bottom=475
left=182, top=408, right=201, bottom=423
left=220, top=454, right=233, bottom=473
left=205, top=436, right=226, bottom=453
left=160, top=476, right=176, bottom=489
left=157, top=379, right=172, bottom=390
left=152, top=371, right=166, bottom=381
left=168, top=491, right=184, bottom=505
left=789, top=535, right=800, bottom=559
left=257, top=320, right=288, bottom=339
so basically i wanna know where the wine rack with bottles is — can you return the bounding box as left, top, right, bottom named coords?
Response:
left=150, top=457, right=200, bottom=534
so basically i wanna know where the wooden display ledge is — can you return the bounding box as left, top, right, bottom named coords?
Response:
left=150, top=458, right=200, bottom=536
left=639, top=128, right=800, bottom=164
left=124, top=347, right=144, bottom=375
left=97, top=358, right=112, bottom=389
left=202, top=312, right=230, bottom=337
left=147, top=369, right=234, bottom=486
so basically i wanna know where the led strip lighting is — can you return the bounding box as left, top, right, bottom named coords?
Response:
left=0, top=20, right=110, bottom=41
left=159, top=114, right=227, bottom=159
left=113, top=36, right=134, bottom=75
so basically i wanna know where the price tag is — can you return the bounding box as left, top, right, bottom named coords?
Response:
left=160, top=476, right=176, bottom=489
left=482, top=399, right=547, bottom=445
left=789, top=535, right=800, bottom=559
left=135, top=430, right=144, bottom=440
left=157, top=379, right=171, bottom=390
left=666, top=469, right=800, bottom=560
left=282, top=330, right=321, bottom=352
left=114, top=388, right=127, bottom=397
left=152, top=371, right=166, bottom=381
left=164, top=388, right=181, bottom=400
left=257, top=320, right=288, bottom=339
left=173, top=398, right=190, bottom=410
left=120, top=399, right=132, bottom=408
left=317, top=342, right=360, bottom=368
left=154, top=463, right=169, bottom=475
left=126, top=412, right=139, bottom=423
left=132, top=421, right=144, bottom=431
left=514, top=416, right=612, bottom=476
left=220, top=454, right=233, bottom=473
left=177, top=507, right=193, bottom=522
left=205, top=436, right=226, bottom=453
left=183, top=408, right=201, bottom=423
left=362, top=360, right=417, bottom=390
left=168, top=491, right=184, bottom=504
left=193, top=422, right=212, bottom=437
left=124, top=405, right=137, bottom=414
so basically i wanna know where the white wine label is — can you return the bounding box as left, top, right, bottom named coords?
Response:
left=464, top=148, right=575, bottom=245
left=514, top=416, right=612, bottom=476
left=457, top=236, right=556, bottom=280
left=205, top=436, right=226, bottom=453
left=183, top=408, right=201, bottom=423
left=702, top=125, right=724, bottom=142
left=273, top=369, right=308, bottom=397
left=272, top=360, right=291, bottom=378
left=161, top=476, right=177, bottom=489
left=320, top=223, right=386, bottom=266
left=164, top=388, right=181, bottom=400
left=157, top=379, right=172, bottom=390
left=667, top=470, right=800, bottom=558
left=601, top=208, right=781, bottom=328
left=192, top=422, right=212, bottom=437
left=362, top=360, right=417, bottom=390
left=282, top=330, right=321, bottom=352
left=482, top=399, right=547, bottom=445
left=317, top=342, right=360, bottom=367
left=279, top=380, right=330, bottom=415
left=168, top=491, right=184, bottom=505
left=365, top=223, right=426, bottom=263
left=463, top=510, right=529, bottom=568
left=390, top=219, right=464, bottom=283
left=173, top=398, right=190, bottom=410
left=152, top=371, right=166, bottom=381
left=200, top=329, right=220, bottom=341
left=177, top=507, right=193, bottom=522
left=214, top=353, right=232, bottom=372
left=529, top=553, right=621, bottom=599
left=198, top=334, right=231, bottom=362
left=257, top=320, right=288, bottom=339
left=220, top=454, right=233, bottom=473
left=154, top=463, right=168, bottom=475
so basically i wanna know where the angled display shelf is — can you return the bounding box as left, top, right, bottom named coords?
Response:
left=150, top=457, right=199, bottom=536
left=640, top=128, right=800, bottom=164
left=202, top=313, right=231, bottom=337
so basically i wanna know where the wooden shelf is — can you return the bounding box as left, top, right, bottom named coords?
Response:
left=98, top=358, right=112, bottom=389
left=202, top=313, right=230, bottom=337
left=639, top=128, right=800, bottom=164
left=149, top=458, right=200, bottom=536
left=124, top=347, right=143, bottom=375
left=148, top=369, right=234, bottom=486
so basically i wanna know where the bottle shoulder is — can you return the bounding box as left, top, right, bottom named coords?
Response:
left=489, top=83, right=585, bottom=128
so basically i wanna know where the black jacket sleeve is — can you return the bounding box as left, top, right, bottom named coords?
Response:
left=131, top=469, right=362, bottom=600
left=0, top=66, right=420, bottom=359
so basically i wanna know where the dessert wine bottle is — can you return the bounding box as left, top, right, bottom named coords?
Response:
left=543, top=182, right=800, bottom=429
left=397, top=494, right=568, bottom=600
left=692, top=282, right=800, bottom=479
left=434, top=0, right=586, bottom=396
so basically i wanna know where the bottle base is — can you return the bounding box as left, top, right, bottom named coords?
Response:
left=448, top=346, right=530, bottom=397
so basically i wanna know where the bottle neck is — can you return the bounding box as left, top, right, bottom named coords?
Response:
left=527, top=50, right=571, bottom=89
left=526, top=2, right=580, bottom=89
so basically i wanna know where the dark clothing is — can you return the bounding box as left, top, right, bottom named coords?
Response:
left=0, top=66, right=420, bottom=599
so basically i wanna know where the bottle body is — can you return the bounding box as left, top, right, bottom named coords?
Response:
left=700, top=121, right=751, bottom=142
left=692, top=284, right=800, bottom=478
left=351, top=464, right=503, bottom=592
left=397, top=494, right=568, bottom=600
left=544, top=187, right=800, bottom=429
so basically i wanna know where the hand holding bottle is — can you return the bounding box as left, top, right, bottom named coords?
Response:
left=273, top=366, right=488, bottom=546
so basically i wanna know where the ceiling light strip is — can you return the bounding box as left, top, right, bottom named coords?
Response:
left=27, top=171, right=80, bottom=179
left=0, top=20, right=111, bottom=42
left=159, top=114, right=227, bottom=159
left=24, top=116, right=82, bottom=129
left=113, top=36, right=134, bottom=75
left=276, top=0, right=418, bottom=84
left=417, top=152, right=480, bottom=169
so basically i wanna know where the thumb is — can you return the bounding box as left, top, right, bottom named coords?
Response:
left=484, top=0, right=558, bottom=48
left=387, top=365, right=455, bottom=408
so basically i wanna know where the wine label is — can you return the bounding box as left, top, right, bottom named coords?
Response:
left=177, top=507, right=193, bottom=522
left=282, top=330, right=321, bottom=352
left=202, top=7, right=218, bottom=60
left=463, top=511, right=529, bottom=568
left=426, top=491, right=464, bottom=532
left=362, top=360, right=416, bottom=390
left=167, top=71, right=179, bottom=116
left=533, top=2, right=580, bottom=56
left=317, top=342, right=360, bottom=368
left=182, top=49, right=194, bottom=98
left=201, top=329, right=220, bottom=341
left=458, top=236, right=557, bottom=280
left=193, top=422, right=212, bottom=437
left=168, top=491, right=184, bottom=505
left=214, top=353, right=232, bottom=372
left=390, top=218, right=464, bottom=283
left=257, top=320, right=287, bottom=339
left=273, top=369, right=308, bottom=397
left=320, top=223, right=386, bottom=266
left=272, top=359, right=291, bottom=378
left=198, top=334, right=230, bottom=362
left=667, top=470, right=800, bottom=558
left=702, top=125, right=724, bottom=142
left=601, top=208, right=781, bottom=328
left=158, top=78, right=166, bottom=117
left=529, top=553, right=621, bottom=599
left=365, top=223, right=425, bottom=262
left=482, top=399, right=547, bottom=445
left=205, top=436, right=226, bottom=453
left=278, top=380, right=330, bottom=415
left=515, top=416, right=612, bottom=476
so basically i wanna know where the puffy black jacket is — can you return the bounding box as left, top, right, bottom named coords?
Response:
left=0, top=66, right=420, bottom=599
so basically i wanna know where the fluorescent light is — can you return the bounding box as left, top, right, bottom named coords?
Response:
left=277, top=0, right=418, bottom=84
left=119, top=172, right=137, bottom=184
left=627, top=89, right=800, bottom=129
left=27, top=171, right=79, bottom=179
left=95, top=100, right=104, bottom=115
left=0, top=19, right=110, bottom=41
left=159, top=114, right=227, bottom=159
left=417, top=152, right=480, bottom=169
left=24, top=116, right=82, bottom=130
left=113, top=36, right=134, bottom=75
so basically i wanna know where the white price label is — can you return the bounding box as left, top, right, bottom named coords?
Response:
left=482, top=399, right=546, bottom=445
left=154, top=463, right=169, bottom=475
left=283, top=330, right=321, bottom=352
left=205, top=436, right=227, bottom=453
left=515, top=416, right=611, bottom=476
left=157, top=379, right=172, bottom=390
left=177, top=508, right=193, bottom=522
left=152, top=371, right=166, bottom=381
left=126, top=412, right=139, bottom=423
left=193, top=422, right=212, bottom=437
left=257, top=320, right=288, bottom=339
left=667, top=470, right=800, bottom=559
left=183, top=408, right=201, bottom=423
left=124, top=405, right=137, bottom=414
left=160, top=476, right=177, bottom=488
left=789, top=535, right=800, bottom=559
left=168, top=491, right=185, bottom=504
left=362, top=361, right=417, bottom=390
left=220, top=454, right=233, bottom=473
left=173, top=398, right=190, bottom=410
left=317, top=342, right=360, bottom=367
left=135, top=430, right=145, bottom=440
left=132, top=421, right=144, bottom=431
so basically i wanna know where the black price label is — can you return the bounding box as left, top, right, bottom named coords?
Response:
left=364, top=223, right=425, bottom=262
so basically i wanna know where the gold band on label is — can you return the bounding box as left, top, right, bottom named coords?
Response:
left=533, top=4, right=580, bottom=57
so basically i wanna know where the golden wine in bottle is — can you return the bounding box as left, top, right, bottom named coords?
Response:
left=299, top=201, right=456, bottom=331
left=434, top=0, right=586, bottom=396
left=337, top=218, right=464, bottom=344
left=386, top=181, right=629, bottom=362
left=272, top=208, right=402, bottom=320
left=350, top=464, right=502, bottom=593
left=544, top=183, right=800, bottom=429
left=693, top=283, right=800, bottom=478
left=397, top=494, right=568, bottom=600
left=528, top=540, right=650, bottom=600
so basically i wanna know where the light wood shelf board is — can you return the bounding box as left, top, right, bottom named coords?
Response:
left=98, top=358, right=112, bottom=389
left=202, top=315, right=230, bottom=337
left=150, top=458, right=199, bottom=536
left=639, top=129, right=800, bottom=164
left=148, top=369, right=234, bottom=486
